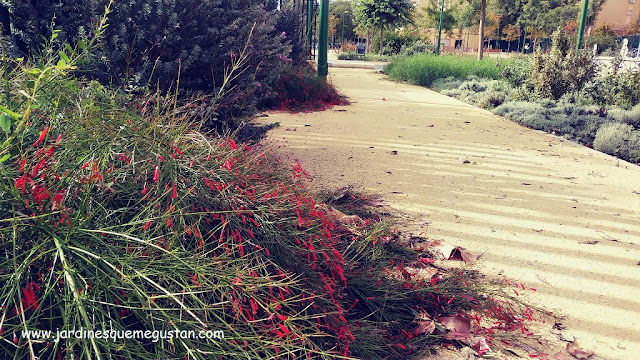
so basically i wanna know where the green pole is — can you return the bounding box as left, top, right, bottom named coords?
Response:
left=576, top=0, right=589, bottom=55
left=436, top=0, right=445, bottom=55
left=342, top=13, right=345, bottom=44
left=306, top=0, right=313, bottom=53
left=318, top=0, right=329, bottom=77
left=521, top=27, right=527, bottom=53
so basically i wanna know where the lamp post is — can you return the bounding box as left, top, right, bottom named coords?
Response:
left=306, top=0, right=313, bottom=55
left=341, top=11, right=348, bottom=45
left=436, top=0, right=445, bottom=55
left=576, top=0, right=589, bottom=55
left=318, top=0, right=329, bottom=77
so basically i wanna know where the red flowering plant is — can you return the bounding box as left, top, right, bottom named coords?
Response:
left=0, top=8, right=540, bottom=360
left=264, top=64, right=350, bottom=113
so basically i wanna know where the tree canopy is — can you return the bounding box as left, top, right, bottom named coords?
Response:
left=330, top=1, right=356, bottom=43
left=416, top=0, right=457, bottom=44
left=354, top=0, right=415, bottom=55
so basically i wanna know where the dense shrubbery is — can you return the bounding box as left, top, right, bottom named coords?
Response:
left=434, top=76, right=513, bottom=109
left=399, top=40, right=435, bottom=56
left=1, top=0, right=309, bottom=128
left=371, top=31, right=423, bottom=56
left=264, top=64, right=349, bottom=112
left=579, top=71, right=640, bottom=110
left=593, top=123, right=640, bottom=162
left=494, top=101, right=609, bottom=145
left=500, top=57, right=532, bottom=88
left=529, top=31, right=598, bottom=100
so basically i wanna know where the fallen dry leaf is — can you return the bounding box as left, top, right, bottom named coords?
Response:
left=449, top=247, right=481, bottom=262
left=567, top=343, right=593, bottom=359
left=469, top=336, right=491, bottom=356
left=437, top=314, right=471, bottom=335
left=428, top=240, right=480, bottom=262
left=545, top=352, right=569, bottom=360
left=317, top=204, right=362, bottom=225
left=406, top=266, right=438, bottom=280
left=414, top=310, right=436, bottom=335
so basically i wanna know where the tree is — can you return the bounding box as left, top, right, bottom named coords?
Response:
left=354, top=0, right=415, bottom=55
left=477, top=0, right=486, bottom=59
left=539, top=3, right=579, bottom=35
left=416, top=0, right=457, bottom=45
left=484, top=14, right=501, bottom=43
left=330, top=1, right=356, bottom=43
left=329, top=14, right=339, bottom=46
left=586, top=0, right=607, bottom=28
left=502, top=23, right=519, bottom=51
left=588, top=23, right=618, bottom=54
left=456, top=0, right=481, bottom=51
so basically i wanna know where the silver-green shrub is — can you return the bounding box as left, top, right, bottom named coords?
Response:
left=593, top=122, right=640, bottom=162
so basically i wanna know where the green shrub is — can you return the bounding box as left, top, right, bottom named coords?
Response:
left=384, top=54, right=503, bottom=86
left=2, top=0, right=307, bottom=126
left=399, top=40, right=435, bottom=56
left=579, top=72, right=640, bottom=110
left=436, top=76, right=513, bottom=109
left=530, top=29, right=598, bottom=100
left=500, top=57, right=532, bottom=88
left=371, top=31, right=423, bottom=55
left=493, top=101, right=609, bottom=144
left=608, top=104, right=640, bottom=128
left=593, top=122, right=640, bottom=162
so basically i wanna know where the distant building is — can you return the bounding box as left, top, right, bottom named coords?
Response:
left=594, top=0, right=640, bottom=34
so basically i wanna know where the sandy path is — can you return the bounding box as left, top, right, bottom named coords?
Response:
left=262, top=68, right=640, bottom=359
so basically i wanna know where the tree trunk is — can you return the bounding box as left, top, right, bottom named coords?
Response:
left=477, top=0, right=486, bottom=60
left=466, top=28, right=469, bottom=52
left=379, top=27, right=384, bottom=56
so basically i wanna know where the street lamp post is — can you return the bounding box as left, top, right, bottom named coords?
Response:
left=318, top=0, right=329, bottom=77
left=576, top=0, right=589, bottom=55
left=341, top=11, right=348, bottom=45
left=436, top=0, right=445, bottom=55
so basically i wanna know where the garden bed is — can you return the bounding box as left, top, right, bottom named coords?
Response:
left=383, top=31, right=640, bottom=164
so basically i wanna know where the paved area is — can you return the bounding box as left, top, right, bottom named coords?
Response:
left=264, top=67, right=640, bottom=359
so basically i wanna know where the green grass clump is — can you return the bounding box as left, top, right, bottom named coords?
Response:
left=384, top=54, right=507, bottom=86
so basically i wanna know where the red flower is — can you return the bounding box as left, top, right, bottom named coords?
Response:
left=32, top=126, right=49, bottom=147
left=171, top=182, right=177, bottom=200
left=15, top=175, right=27, bottom=193
left=228, top=139, right=238, bottom=150
left=21, top=282, right=39, bottom=311
left=32, top=185, right=50, bottom=206
left=153, top=166, right=160, bottom=182
left=278, top=324, right=291, bottom=337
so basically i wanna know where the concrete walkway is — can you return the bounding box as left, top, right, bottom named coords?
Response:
left=264, top=68, right=640, bottom=359
left=323, top=51, right=387, bottom=70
